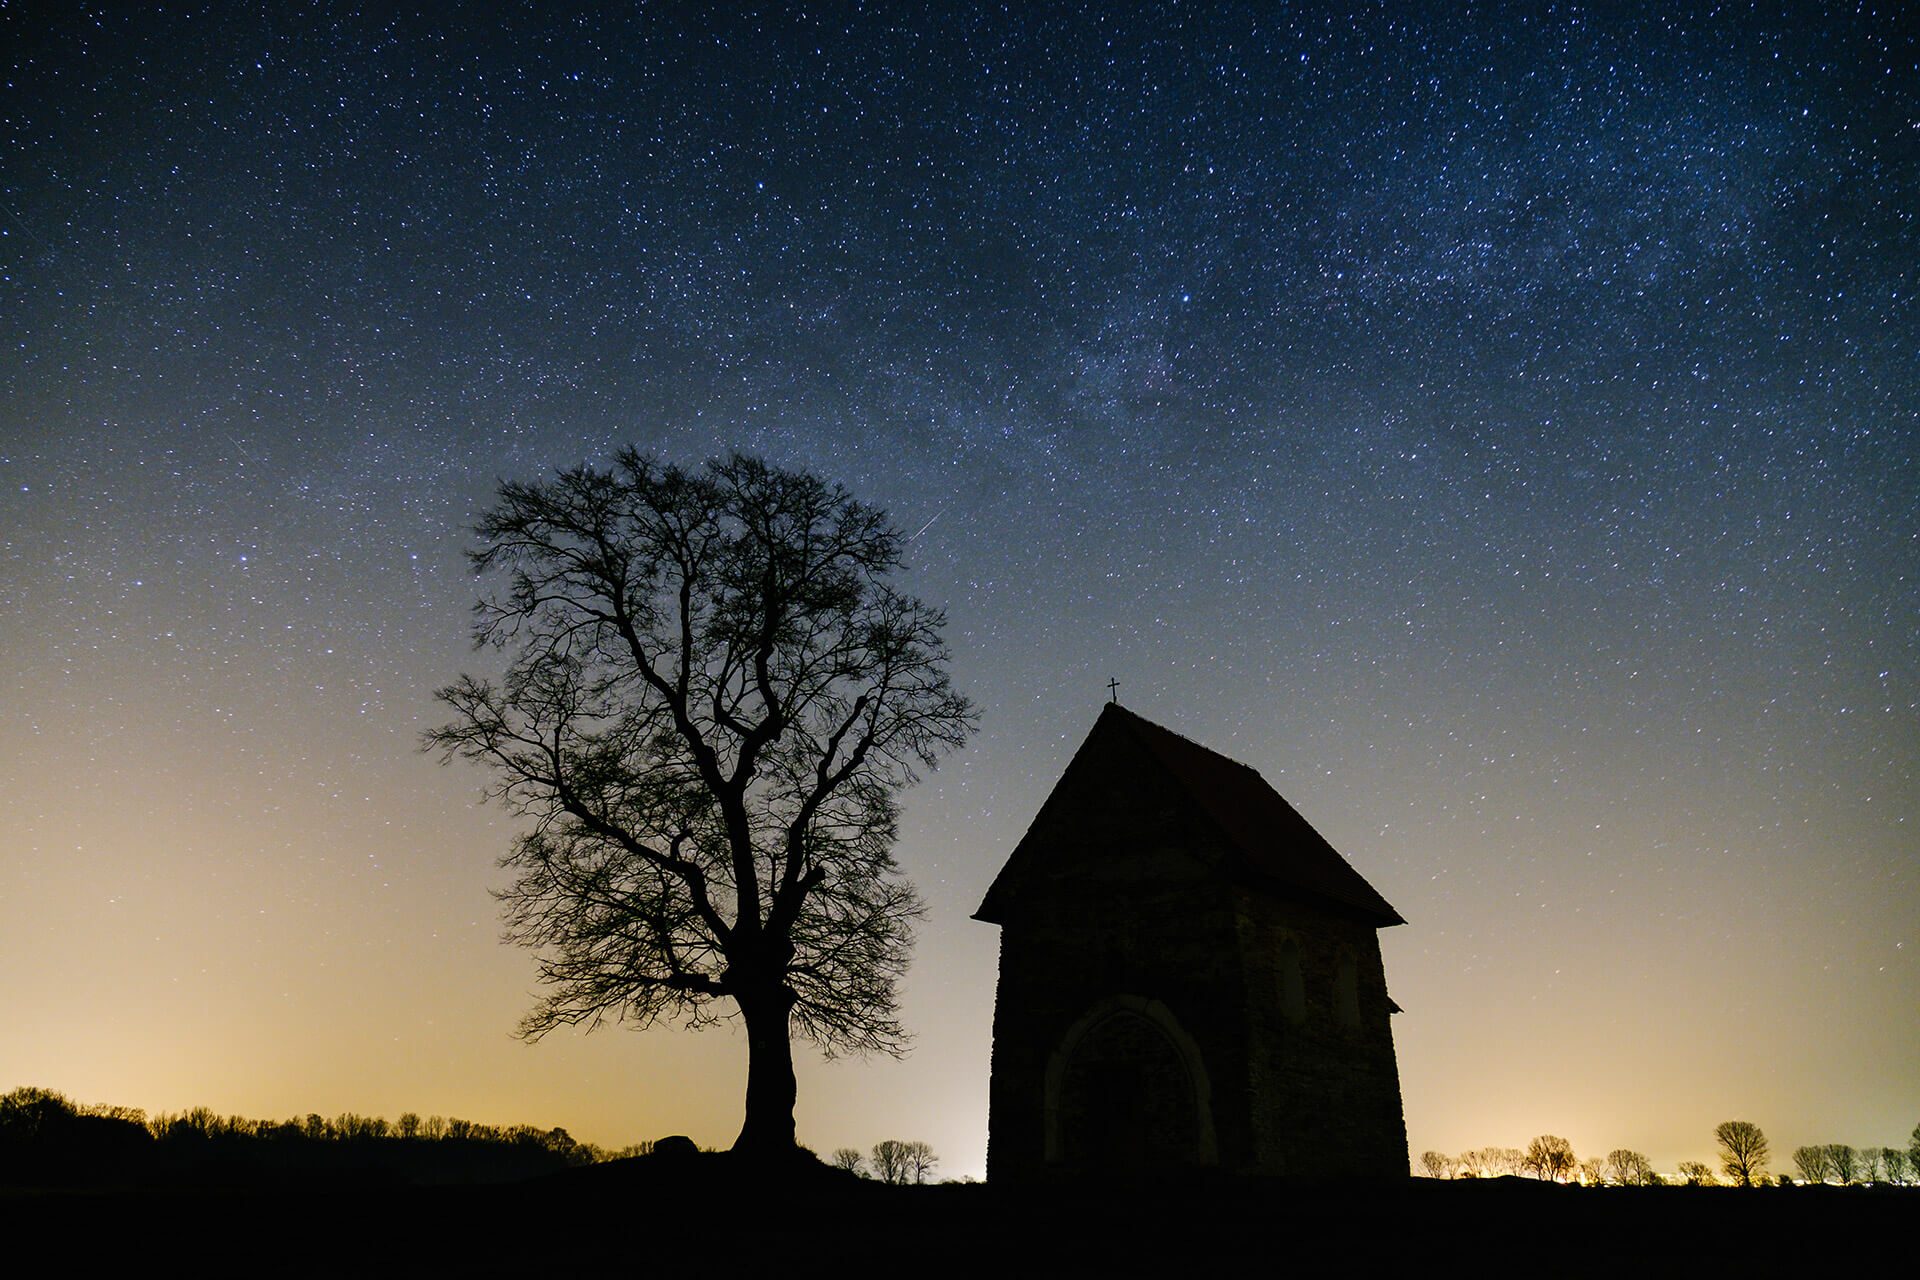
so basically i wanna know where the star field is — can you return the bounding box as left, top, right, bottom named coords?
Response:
left=3, top=4, right=1915, bottom=1175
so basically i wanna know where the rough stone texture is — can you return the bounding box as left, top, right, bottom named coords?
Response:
left=975, top=704, right=1408, bottom=1181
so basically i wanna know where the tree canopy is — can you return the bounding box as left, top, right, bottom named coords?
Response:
left=428, top=451, right=973, bottom=1153
left=1714, top=1120, right=1768, bottom=1187
left=1523, top=1134, right=1576, bottom=1182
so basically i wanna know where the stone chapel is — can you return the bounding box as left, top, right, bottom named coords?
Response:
left=974, top=703, right=1408, bottom=1180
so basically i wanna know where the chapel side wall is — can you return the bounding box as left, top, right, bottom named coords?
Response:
left=1236, top=891, right=1409, bottom=1177
left=984, top=929, right=1044, bottom=1181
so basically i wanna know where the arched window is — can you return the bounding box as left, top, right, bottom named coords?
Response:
left=1334, top=954, right=1360, bottom=1028
left=1279, top=937, right=1306, bottom=1024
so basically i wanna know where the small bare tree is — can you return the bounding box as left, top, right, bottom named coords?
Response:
left=1523, top=1135, right=1576, bottom=1182
left=1678, top=1160, right=1717, bottom=1185
left=1792, top=1145, right=1832, bottom=1183
left=1606, top=1149, right=1653, bottom=1186
left=871, top=1138, right=911, bottom=1185
left=1858, top=1147, right=1886, bottom=1183
left=1826, top=1144, right=1858, bottom=1184
left=1420, top=1150, right=1458, bottom=1179
left=829, top=1147, right=865, bottom=1176
left=904, top=1140, right=938, bottom=1184
left=1883, top=1148, right=1911, bottom=1184
left=1715, top=1120, right=1768, bottom=1187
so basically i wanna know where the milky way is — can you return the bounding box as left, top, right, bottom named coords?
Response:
left=3, top=5, right=1914, bottom=1175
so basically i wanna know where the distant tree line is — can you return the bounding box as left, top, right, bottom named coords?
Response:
left=1419, top=1120, right=1920, bottom=1188
left=829, top=1140, right=940, bottom=1183
left=1791, top=1140, right=1917, bottom=1186
left=0, top=1086, right=622, bottom=1188
left=2, top=1086, right=948, bottom=1190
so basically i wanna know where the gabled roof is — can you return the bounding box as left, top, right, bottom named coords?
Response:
left=976, top=703, right=1405, bottom=927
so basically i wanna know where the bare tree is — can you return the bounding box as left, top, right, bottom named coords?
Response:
left=1420, top=1150, right=1458, bottom=1179
left=1606, top=1149, right=1653, bottom=1186
left=1714, top=1121, right=1768, bottom=1187
left=1523, top=1135, right=1576, bottom=1182
left=1678, top=1160, right=1717, bottom=1186
left=904, top=1140, right=938, bottom=1184
left=1456, top=1148, right=1492, bottom=1178
left=1858, top=1147, right=1885, bottom=1183
left=1826, top=1144, right=1858, bottom=1184
left=1793, top=1145, right=1832, bottom=1184
left=829, top=1147, right=865, bottom=1176
left=870, top=1138, right=911, bottom=1185
left=1467, top=1146, right=1524, bottom=1177
left=428, top=453, right=974, bottom=1156
left=1911, top=1122, right=1920, bottom=1180
left=1884, top=1148, right=1911, bottom=1185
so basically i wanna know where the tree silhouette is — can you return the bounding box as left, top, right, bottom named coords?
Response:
left=1457, top=1147, right=1510, bottom=1178
left=1677, top=1160, right=1716, bottom=1186
left=1884, top=1148, right=1911, bottom=1184
left=1793, top=1145, right=1832, bottom=1184
left=870, top=1139, right=911, bottom=1184
left=1605, top=1149, right=1653, bottom=1186
left=1523, top=1135, right=1576, bottom=1182
left=1714, top=1120, right=1768, bottom=1186
left=428, top=452, right=973, bottom=1156
left=1826, top=1144, right=1857, bottom=1184
left=904, top=1140, right=938, bottom=1184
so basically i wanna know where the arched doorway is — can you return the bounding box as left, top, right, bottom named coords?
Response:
left=1045, top=996, right=1215, bottom=1172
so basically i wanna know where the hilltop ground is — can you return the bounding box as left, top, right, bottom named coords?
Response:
left=3, top=1152, right=1910, bottom=1277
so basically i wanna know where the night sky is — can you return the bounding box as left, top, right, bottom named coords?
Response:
left=4, top=5, right=1915, bottom=1178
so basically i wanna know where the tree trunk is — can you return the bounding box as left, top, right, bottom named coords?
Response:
left=732, top=985, right=798, bottom=1158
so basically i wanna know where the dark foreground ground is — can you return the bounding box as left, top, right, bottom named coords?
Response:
left=5, top=1156, right=1909, bottom=1278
